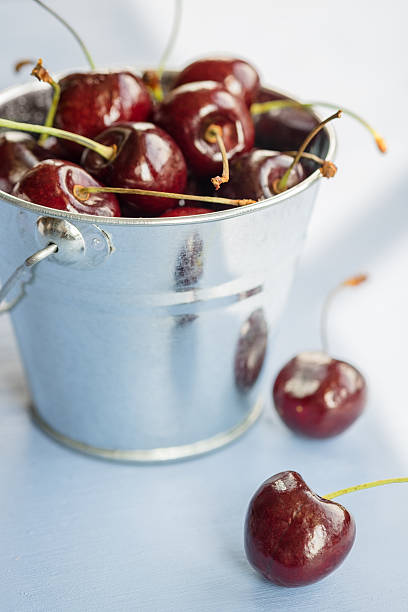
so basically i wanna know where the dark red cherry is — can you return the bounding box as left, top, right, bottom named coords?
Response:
left=173, top=57, right=260, bottom=106
left=253, top=88, right=325, bottom=156
left=13, top=159, right=120, bottom=216
left=0, top=132, right=53, bottom=193
left=273, top=351, right=366, bottom=438
left=221, top=149, right=305, bottom=201
left=40, top=135, right=73, bottom=159
left=81, top=122, right=187, bottom=216
left=54, top=71, right=152, bottom=157
left=155, top=81, right=254, bottom=177
left=245, top=470, right=356, bottom=587
left=160, top=206, right=210, bottom=217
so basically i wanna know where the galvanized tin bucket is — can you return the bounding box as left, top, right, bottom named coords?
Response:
left=0, top=77, right=335, bottom=462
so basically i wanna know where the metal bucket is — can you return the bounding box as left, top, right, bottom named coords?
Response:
left=0, top=77, right=335, bottom=462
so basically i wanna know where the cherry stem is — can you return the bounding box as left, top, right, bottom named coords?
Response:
left=158, top=0, right=182, bottom=76
left=250, top=99, right=387, bottom=153
left=30, top=59, right=61, bottom=145
left=283, top=151, right=337, bottom=178
left=283, top=151, right=326, bottom=164
left=320, top=273, right=368, bottom=354
left=143, top=0, right=183, bottom=102
left=0, top=118, right=115, bottom=161
left=73, top=185, right=255, bottom=208
left=274, top=110, right=342, bottom=193
left=205, top=124, right=230, bottom=190
left=14, top=59, right=36, bottom=73
left=324, top=477, right=408, bottom=500
left=33, top=0, right=96, bottom=70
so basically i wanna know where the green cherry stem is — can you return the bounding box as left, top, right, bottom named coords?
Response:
left=324, top=477, right=408, bottom=500
left=30, top=59, right=61, bottom=145
left=158, top=0, right=183, bottom=78
left=33, top=0, right=96, bottom=70
left=144, top=0, right=183, bottom=102
left=320, top=273, right=367, bottom=354
left=73, top=185, right=255, bottom=208
left=274, top=110, right=342, bottom=193
left=0, top=118, right=115, bottom=161
left=250, top=99, right=387, bottom=153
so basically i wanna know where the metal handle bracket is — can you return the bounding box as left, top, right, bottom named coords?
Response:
left=0, top=243, right=57, bottom=314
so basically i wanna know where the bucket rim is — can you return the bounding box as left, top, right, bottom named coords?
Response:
left=0, top=70, right=336, bottom=227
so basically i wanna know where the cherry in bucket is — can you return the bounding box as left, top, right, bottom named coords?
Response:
left=0, top=132, right=52, bottom=194
left=81, top=122, right=188, bottom=215
left=273, top=274, right=368, bottom=438
left=244, top=471, right=407, bottom=587
left=221, top=112, right=340, bottom=201
left=13, top=159, right=120, bottom=217
left=33, top=0, right=152, bottom=158
left=173, top=57, right=260, bottom=107
left=251, top=98, right=387, bottom=154
left=155, top=80, right=255, bottom=184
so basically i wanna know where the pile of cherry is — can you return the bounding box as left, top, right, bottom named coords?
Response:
left=1, top=1, right=405, bottom=593
left=0, top=56, right=334, bottom=218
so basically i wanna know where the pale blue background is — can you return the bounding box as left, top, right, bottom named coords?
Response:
left=0, top=1, right=407, bottom=610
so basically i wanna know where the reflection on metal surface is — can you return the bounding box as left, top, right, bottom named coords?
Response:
left=30, top=397, right=263, bottom=463
left=235, top=308, right=268, bottom=391
left=175, top=232, right=204, bottom=290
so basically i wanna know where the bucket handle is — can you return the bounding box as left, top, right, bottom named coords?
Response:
left=0, top=243, right=57, bottom=314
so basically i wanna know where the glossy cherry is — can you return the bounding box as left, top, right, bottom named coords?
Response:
left=221, top=149, right=306, bottom=201
left=54, top=71, right=152, bottom=158
left=173, top=57, right=260, bottom=107
left=273, top=275, right=367, bottom=438
left=160, top=206, right=210, bottom=217
left=155, top=81, right=254, bottom=177
left=81, top=122, right=187, bottom=215
left=252, top=90, right=387, bottom=155
left=273, top=351, right=366, bottom=438
left=244, top=470, right=356, bottom=587
left=253, top=89, right=324, bottom=155
left=0, top=132, right=52, bottom=193
left=13, top=159, right=120, bottom=216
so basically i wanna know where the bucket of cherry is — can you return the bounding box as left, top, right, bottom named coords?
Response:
left=0, top=3, right=386, bottom=465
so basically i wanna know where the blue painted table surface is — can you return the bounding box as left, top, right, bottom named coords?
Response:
left=1, top=1, right=407, bottom=610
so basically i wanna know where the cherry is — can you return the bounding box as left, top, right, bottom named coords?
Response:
left=221, top=112, right=340, bottom=201
left=13, top=159, right=120, bottom=216
left=32, top=2, right=152, bottom=159
left=81, top=122, right=187, bottom=216
left=251, top=95, right=387, bottom=154
left=173, top=57, right=260, bottom=107
left=245, top=472, right=408, bottom=587
left=252, top=89, right=324, bottom=154
left=155, top=81, right=254, bottom=178
left=160, top=206, right=211, bottom=217
left=54, top=72, right=152, bottom=159
left=245, top=471, right=355, bottom=587
left=221, top=149, right=306, bottom=201
left=0, top=132, right=52, bottom=193
left=273, top=275, right=367, bottom=438
left=0, top=115, right=255, bottom=216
